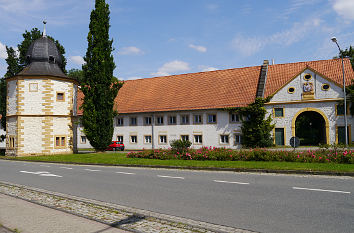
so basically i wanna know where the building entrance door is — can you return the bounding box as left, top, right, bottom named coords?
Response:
left=295, top=111, right=326, bottom=146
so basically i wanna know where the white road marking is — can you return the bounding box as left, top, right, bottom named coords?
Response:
left=60, top=167, right=73, bottom=170
left=19, top=171, right=62, bottom=177
left=213, top=180, right=250, bottom=185
left=84, top=169, right=101, bottom=172
left=292, top=187, right=351, bottom=194
left=40, top=165, right=51, bottom=167
left=116, top=172, right=135, bottom=175
left=157, top=175, right=185, bottom=179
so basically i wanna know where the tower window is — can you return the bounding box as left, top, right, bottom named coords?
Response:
left=57, top=92, right=65, bottom=101
left=49, top=55, right=55, bottom=63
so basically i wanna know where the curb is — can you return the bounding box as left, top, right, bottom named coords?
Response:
left=1, top=157, right=354, bottom=177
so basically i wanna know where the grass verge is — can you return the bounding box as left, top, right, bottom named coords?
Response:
left=3, top=152, right=354, bottom=173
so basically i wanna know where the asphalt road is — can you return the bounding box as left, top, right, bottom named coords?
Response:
left=0, top=160, right=353, bottom=233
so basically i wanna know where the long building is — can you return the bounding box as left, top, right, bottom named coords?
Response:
left=77, top=58, right=354, bottom=150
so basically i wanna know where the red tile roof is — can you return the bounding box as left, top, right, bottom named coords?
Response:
left=77, top=58, right=354, bottom=115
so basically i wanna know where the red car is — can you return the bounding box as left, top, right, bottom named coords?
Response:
left=107, top=141, right=125, bottom=151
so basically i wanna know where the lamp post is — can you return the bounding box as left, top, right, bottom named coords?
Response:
left=331, top=37, right=348, bottom=146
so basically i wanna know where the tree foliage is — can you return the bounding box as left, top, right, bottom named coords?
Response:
left=234, top=97, right=274, bottom=148
left=81, top=0, right=123, bottom=151
left=67, top=68, right=84, bottom=83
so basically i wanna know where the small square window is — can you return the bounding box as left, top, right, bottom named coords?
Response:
left=130, top=117, right=137, bottom=126
left=29, top=83, right=38, bottom=92
left=144, top=135, right=152, bottom=144
left=130, top=135, right=137, bottom=143
left=54, top=136, right=66, bottom=148
left=194, top=135, right=203, bottom=144
left=274, top=108, right=284, bottom=117
left=156, top=116, right=164, bottom=125
left=56, top=92, right=64, bottom=101
left=207, top=114, right=217, bottom=123
left=159, top=135, right=167, bottom=144
left=220, top=135, right=229, bottom=144
left=117, top=135, right=123, bottom=142
left=181, top=135, right=189, bottom=141
left=180, top=115, right=190, bottom=124
left=81, top=136, right=87, bottom=144
left=116, top=118, right=124, bottom=126
left=144, top=117, right=152, bottom=125
left=230, top=113, right=240, bottom=123
left=193, top=115, right=203, bottom=124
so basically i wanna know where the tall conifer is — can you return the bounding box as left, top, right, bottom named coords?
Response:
left=82, top=0, right=122, bottom=151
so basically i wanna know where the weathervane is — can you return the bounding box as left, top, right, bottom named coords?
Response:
left=43, top=20, right=47, bottom=37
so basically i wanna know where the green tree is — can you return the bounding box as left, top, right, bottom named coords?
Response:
left=236, top=97, right=274, bottom=148
left=67, top=68, right=84, bottom=83
left=340, top=45, right=354, bottom=70
left=0, top=78, right=6, bottom=142
left=81, top=0, right=123, bottom=151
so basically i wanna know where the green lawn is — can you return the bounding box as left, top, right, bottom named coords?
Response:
left=3, top=152, right=354, bottom=173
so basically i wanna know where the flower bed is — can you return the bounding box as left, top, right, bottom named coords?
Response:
left=127, top=147, right=354, bottom=164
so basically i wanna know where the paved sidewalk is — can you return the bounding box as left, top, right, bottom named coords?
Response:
left=0, top=193, right=127, bottom=233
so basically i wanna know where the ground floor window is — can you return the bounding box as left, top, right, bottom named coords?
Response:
left=7, top=136, right=15, bottom=149
left=81, top=136, right=87, bottom=144
left=220, top=135, right=229, bottom=144
left=274, top=128, right=285, bottom=146
left=234, top=134, right=242, bottom=144
left=54, top=136, right=66, bottom=148
left=130, top=135, right=137, bottom=144
left=145, top=135, right=152, bottom=144
left=194, top=135, right=203, bottom=144
left=337, top=125, right=351, bottom=144
left=181, top=135, right=189, bottom=141
left=117, top=135, right=123, bottom=142
left=159, top=135, right=167, bottom=144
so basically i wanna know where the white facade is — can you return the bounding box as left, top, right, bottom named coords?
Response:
left=77, top=109, right=243, bottom=150
left=265, top=69, right=353, bottom=146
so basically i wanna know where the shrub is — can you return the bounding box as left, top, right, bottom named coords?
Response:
left=170, top=139, right=192, bottom=154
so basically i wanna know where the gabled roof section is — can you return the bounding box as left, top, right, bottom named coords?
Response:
left=115, top=66, right=261, bottom=113
left=264, top=58, right=354, bottom=97
left=76, top=58, right=354, bottom=115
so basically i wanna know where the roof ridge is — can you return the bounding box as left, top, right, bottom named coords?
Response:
left=268, top=58, right=344, bottom=67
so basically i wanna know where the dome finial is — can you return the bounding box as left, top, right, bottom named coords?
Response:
left=43, top=20, right=47, bottom=37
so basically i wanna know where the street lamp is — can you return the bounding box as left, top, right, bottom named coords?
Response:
left=331, top=37, right=348, bottom=146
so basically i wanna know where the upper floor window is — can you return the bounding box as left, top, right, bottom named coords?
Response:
left=193, top=115, right=203, bottom=124
left=156, top=116, right=164, bottom=125
left=304, top=73, right=312, bottom=81
left=130, top=117, right=137, bottom=126
left=144, top=117, right=152, bottom=125
left=116, top=117, right=124, bottom=126
left=207, top=114, right=217, bottom=124
left=81, top=136, right=87, bottom=144
left=274, top=108, right=284, bottom=118
left=180, top=115, right=190, bottom=124
left=230, top=113, right=241, bottom=123
left=168, top=116, right=177, bottom=125
left=56, top=92, right=64, bottom=101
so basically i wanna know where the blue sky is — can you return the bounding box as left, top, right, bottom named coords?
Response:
left=0, top=0, right=354, bottom=80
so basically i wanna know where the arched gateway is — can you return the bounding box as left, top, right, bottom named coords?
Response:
left=291, top=108, right=329, bottom=146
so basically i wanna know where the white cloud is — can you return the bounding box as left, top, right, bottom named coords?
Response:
left=198, top=65, right=218, bottom=72
left=0, top=42, right=7, bottom=59
left=70, top=56, right=85, bottom=65
left=189, top=44, right=207, bottom=53
left=206, top=4, right=219, bottom=11
left=152, top=60, right=190, bottom=76
left=119, top=46, right=144, bottom=55
left=332, top=0, right=354, bottom=21
left=124, top=76, right=141, bottom=80
left=231, top=18, right=322, bottom=56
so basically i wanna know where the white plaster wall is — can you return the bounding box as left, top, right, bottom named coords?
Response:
left=21, top=79, right=44, bottom=115
left=266, top=101, right=353, bottom=145
left=21, top=117, right=43, bottom=154
left=271, top=69, right=343, bottom=102
left=5, top=117, right=17, bottom=155
left=52, top=80, right=72, bottom=116
left=7, top=80, right=17, bottom=116
left=52, top=117, right=72, bottom=153
left=77, top=110, right=243, bottom=150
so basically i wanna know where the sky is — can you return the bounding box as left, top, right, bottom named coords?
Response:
left=0, top=0, right=354, bottom=80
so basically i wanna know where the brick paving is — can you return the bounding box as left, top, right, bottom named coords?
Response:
left=0, top=181, right=255, bottom=233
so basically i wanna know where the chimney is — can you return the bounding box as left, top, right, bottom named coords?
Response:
left=256, top=60, right=269, bottom=98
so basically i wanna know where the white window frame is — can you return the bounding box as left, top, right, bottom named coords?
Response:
left=181, top=135, right=189, bottom=141
left=180, top=115, right=190, bottom=125
left=80, top=136, right=87, bottom=144
left=220, top=135, right=229, bottom=144
left=230, top=113, right=240, bottom=123
left=193, top=115, right=203, bottom=124
left=194, top=135, right=203, bottom=144
left=117, top=135, right=124, bottom=142
left=168, top=116, right=177, bottom=125
left=144, top=117, right=152, bottom=125
left=116, top=117, right=124, bottom=126
left=207, top=114, right=217, bottom=124
left=159, top=135, right=167, bottom=144
left=144, top=135, right=152, bottom=144
left=130, top=135, right=137, bottom=144
left=156, top=116, right=164, bottom=125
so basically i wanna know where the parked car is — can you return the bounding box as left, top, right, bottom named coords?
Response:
left=107, top=141, right=125, bottom=151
